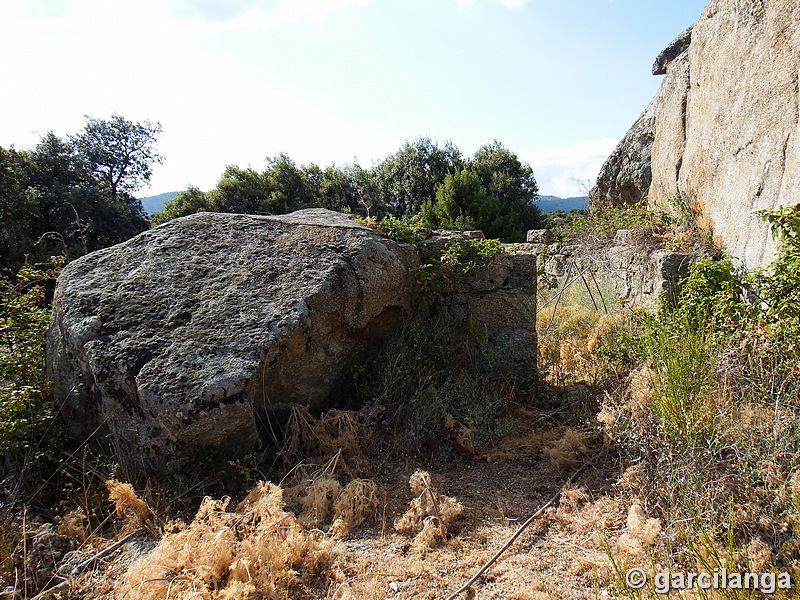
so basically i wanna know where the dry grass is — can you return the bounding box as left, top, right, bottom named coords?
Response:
left=542, top=429, right=589, bottom=469
left=106, top=479, right=154, bottom=533
left=282, top=407, right=366, bottom=465
left=116, top=482, right=334, bottom=600
left=537, top=300, right=626, bottom=386
left=394, top=470, right=464, bottom=552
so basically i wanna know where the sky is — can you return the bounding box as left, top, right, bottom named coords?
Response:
left=0, top=0, right=707, bottom=199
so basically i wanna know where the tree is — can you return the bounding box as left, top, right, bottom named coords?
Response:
left=207, top=166, right=270, bottom=214
left=372, top=137, right=464, bottom=218
left=151, top=186, right=212, bottom=226
left=262, top=153, right=314, bottom=214
left=71, top=114, right=164, bottom=201
left=0, top=148, right=38, bottom=271
left=420, top=170, right=496, bottom=232
left=466, top=141, right=543, bottom=240
left=30, top=130, right=148, bottom=255
left=0, top=115, right=161, bottom=271
left=304, top=162, right=381, bottom=217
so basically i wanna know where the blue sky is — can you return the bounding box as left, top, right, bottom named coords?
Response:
left=0, top=0, right=707, bottom=197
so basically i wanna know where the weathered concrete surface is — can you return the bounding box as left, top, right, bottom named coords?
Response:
left=47, top=209, right=418, bottom=473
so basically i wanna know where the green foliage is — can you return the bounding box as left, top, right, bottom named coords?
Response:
left=415, top=238, right=507, bottom=308
left=151, top=185, right=213, bottom=225
left=305, top=162, right=375, bottom=216
left=419, top=170, right=490, bottom=233
left=643, top=315, right=721, bottom=448
left=540, top=208, right=587, bottom=229
left=668, top=255, right=747, bottom=332
left=418, top=143, right=544, bottom=241
left=367, top=216, right=428, bottom=244
left=0, top=260, right=65, bottom=481
left=597, top=203, right=800, bottom=558
left=152, top=138, right=541, bottom=240
left=360, top=317, right=513, bottom=451
left=371, top=137, right=464, bottom=218
left=0, top=115, right=160, bottom=271
left=467, top=140, right=543, bottom=240
left=71, top=114, right=163, bottom=201
left=556, top=202, right=668, bottom=244
left=665, top=192, right=694, bottom=228
left=0, top=147, right=38, bottom=270
left=753, top=205, right=800, bottom=351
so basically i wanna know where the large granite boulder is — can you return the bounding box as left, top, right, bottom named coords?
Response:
left=596, top=0, right=800, bottom=269
left=589, top=100, right=655, bottom=208
left=666, top=0, right=800, bottom=269
left=47, top=209, right=418, bottom=474
left=591, top=27, right=694, bottom=210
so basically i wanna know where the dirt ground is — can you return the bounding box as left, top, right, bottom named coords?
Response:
left=314, top=438, right=624, bottom=600
left=49, top=422, right=636, bottom=600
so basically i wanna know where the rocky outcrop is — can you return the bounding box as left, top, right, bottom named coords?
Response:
left=47, top=210, right=418, bottom=474
left=47, top=210, right=538, bottom=475
left=589, top=100, right=655, bottom=208
left=595, top=0, right=800, bottom=269
left=591, top=26, right=694, bottom=210
left=648, top=30, right=692, bottom=213
left=652, top=26, right=693, bottom=75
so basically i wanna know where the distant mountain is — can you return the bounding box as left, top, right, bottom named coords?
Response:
left=536, top=195, right=589, bottom=213
left=139, top=191, right=179, bottom=215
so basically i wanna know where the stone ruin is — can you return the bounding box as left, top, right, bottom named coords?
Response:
left=47, top=209, right=537, bottom=475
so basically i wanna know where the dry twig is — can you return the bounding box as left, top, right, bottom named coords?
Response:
left=443, top=462, right=589, bottom=600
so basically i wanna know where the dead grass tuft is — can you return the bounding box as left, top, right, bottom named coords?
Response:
left=106, top=480, right=154, bottom=532
left=411, top=517, right=443, bottom=553
left=627, top=366, right=654, bottom=417
left=330, top=479, right=380, bottom=539
left=445, top=414, right=477, bottom=456
left=394, top=470, right=463, bottom=550
left=542, top=430, right=588, bottom=468
left=283, top=406, right=365, bottom=464
left=298, top=477, right=341, bottom=527
left=116, top=481, right=334, bottom=600
left=57, top=507, right=89, bottom=543
left=617, top=500, right=661, bottom=556
left=746, top=537, right=771, bottom=572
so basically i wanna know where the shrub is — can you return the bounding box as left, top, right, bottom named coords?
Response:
left=598, top=206, right=800, bottom=570
left=359, top=316, right=515, bottom=452
left=555, top=202, right=669, bottom=246
left=0, top=259, right=65, bottom=484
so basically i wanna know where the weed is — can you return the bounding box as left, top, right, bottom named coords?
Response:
left=355, top=216, right=428, bottom=243
left=555, top=203, right=669, bottom=247
left=117, top=481, right=335, bottom=600
left=414, top=237, right=508, bottom=307
left=394, top=469, right=463, bottom=551
left=359, top=316, right=516, bottom=452
left=0, top=258, right=65, bottom=488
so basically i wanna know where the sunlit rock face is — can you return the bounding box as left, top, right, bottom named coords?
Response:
left=595, top=0, right=800, bottom=269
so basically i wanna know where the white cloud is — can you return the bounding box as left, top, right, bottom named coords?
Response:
left=523, top=138, right=619, bottom=198
left=449, top=0, right=529, bottom=9
left=490, top=0, right=528, bottom=7
left=223, top=0, right=370, bottom=29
